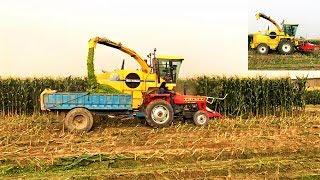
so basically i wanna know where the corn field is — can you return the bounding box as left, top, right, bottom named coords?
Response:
left=0, top=76, right=307, bottom=116
left=305, top=90, right=320, bottom=105
left=181, top=76, right=307, bottom=117
left=308, top=39, right=320, bottom=45
left=0, top=77, right=87, bottom=115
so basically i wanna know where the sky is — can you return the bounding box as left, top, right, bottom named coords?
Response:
left=1, top=0, right=320, bottom=79
left=248, top=0, right=320, bottom=39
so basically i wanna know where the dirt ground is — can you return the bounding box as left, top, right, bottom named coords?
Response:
left=0, top=109, right=319, bottom=179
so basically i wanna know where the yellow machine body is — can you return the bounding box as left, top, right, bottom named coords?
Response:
left=96, top=69, right=172, bottom=109
left=250, top=29, right=299, bottom=50
left=88, top=37, right=184, bottom=109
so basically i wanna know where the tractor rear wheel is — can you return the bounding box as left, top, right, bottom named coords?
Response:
left=278, top=40, right=294, bottom=54
left=256, top=44, right=269, bottom=55
left=193, top=110, right=209, bottom=126
left=145, top=100, right=174, bottom=128
left=64, top=108, right=93, bottom=132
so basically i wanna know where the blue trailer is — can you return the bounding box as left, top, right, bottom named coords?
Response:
left=40, top=89, right=133, bottom=132
left=40, top=88, right=224, bottom=131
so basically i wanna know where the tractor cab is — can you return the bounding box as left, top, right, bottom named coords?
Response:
left=282, top=24, right=299, bottom=36
left=154, top=55, right=184, bottom=84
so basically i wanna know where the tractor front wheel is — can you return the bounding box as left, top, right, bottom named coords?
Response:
left=193, top=110, right=209, bottom=126
left=278, top=40, right=294, bottom=54
left=145, top=100, right=174, bottom=128
left=256, top=44, right=269, bottom=55
left=64, top=108, right=93, bottom=132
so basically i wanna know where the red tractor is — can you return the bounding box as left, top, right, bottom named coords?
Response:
left=141, top=88, right=226, bottom=128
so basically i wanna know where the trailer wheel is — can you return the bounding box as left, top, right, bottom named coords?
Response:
left=64, top=108, right=93, bottom=132
left=145, top=100, right=173, bottom=128
left=278, top=40, right=294, bottom=54
left=256, top=44, right=269, bottom=55
left=193, top=110, right=209, bottom=126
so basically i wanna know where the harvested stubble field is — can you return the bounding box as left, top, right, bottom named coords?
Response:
left=248, top=50, right=320, bottom=70
left=0, top=111, right=319, bottom=179
left=0, top=76, right=318, bottom=179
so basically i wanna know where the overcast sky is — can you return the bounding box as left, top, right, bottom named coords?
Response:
left=1, top=0, right=320, bottom=79
left=248, top=0, right=320, bottom=39
left=0, top=0, right=248, bottom=78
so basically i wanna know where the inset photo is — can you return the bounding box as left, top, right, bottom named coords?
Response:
left=248, top=2, right=320, bottom=70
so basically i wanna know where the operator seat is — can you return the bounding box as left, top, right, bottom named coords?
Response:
left=158, top=82, right=170, bottom=94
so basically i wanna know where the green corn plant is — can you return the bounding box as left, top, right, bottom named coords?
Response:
left=305, top=90, right=320, bottom=105
left=0, top=76, right=308, bottom=116
left=0, top=77, right=88, bottom=115
left=193, top=76, right=306, bottom=118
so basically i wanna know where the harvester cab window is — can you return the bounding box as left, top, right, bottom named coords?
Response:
left=283, top=24, right=298, bottom=36
left=157, top=60, right=182, bottom=83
